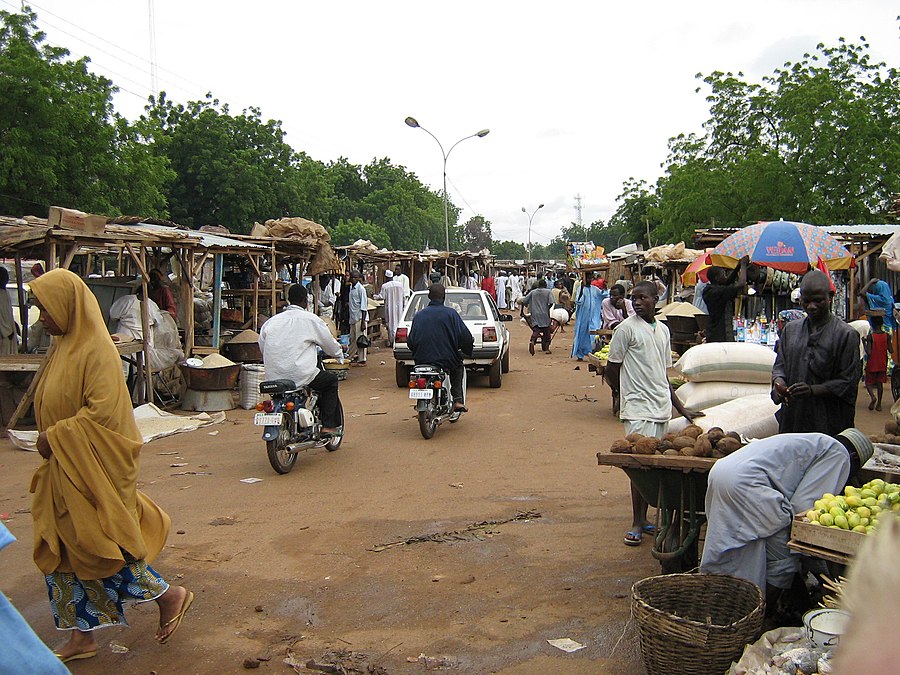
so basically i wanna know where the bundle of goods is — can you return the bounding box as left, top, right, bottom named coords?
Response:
left=799, top=479, right=900, bottom=534
left=609, top=425, right=745, bottom=459
left=669, top=394, right=779, bottom=440
left=674, top=343, right=775, bottom=410
left=643, top=241, right=705, bottom=263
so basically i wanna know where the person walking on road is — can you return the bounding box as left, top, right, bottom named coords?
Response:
left=348, top=269, right=368, bottom=366
left=517, top=279, right=555, bottom=354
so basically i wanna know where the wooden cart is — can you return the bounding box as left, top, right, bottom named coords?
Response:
left=597, top=453, right=717, bottom=573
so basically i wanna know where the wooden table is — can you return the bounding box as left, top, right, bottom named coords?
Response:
left=1, top=341, right=151, bottom=429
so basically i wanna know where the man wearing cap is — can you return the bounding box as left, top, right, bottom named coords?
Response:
left=701, top=429, right=873, bottom=601
left=375, top=270, right=404, bottom=347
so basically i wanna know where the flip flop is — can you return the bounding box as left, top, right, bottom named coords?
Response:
left=641, top=524, right=658, bottom=535
left=55, top=650, right=97, bottom=664
left=624, top=530, right=642, bottom=546
left=157, top=590, right=194, bottom=644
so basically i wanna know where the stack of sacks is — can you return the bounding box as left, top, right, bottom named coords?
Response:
left=669, top=394, right=779, bottom=440
left=673, top=342, right=775, bottom=411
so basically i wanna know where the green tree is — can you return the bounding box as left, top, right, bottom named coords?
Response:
left=329, top=218, right=391, bottom=248
left=462, top=215, right=492, bottom=251
left=144, top=93, right=315, bottom=232
left=490, top=240, right=527, bottom=259
left=652, top=37, right=900, bottom=241
left=0, top=7, right=170, bottom=217
left=608, top=179, right=662, bottom=246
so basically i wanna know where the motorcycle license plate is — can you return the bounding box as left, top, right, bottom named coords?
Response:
left=254, top=412, right=283, bottom=426
left=409, top=389, right=433, bottom=400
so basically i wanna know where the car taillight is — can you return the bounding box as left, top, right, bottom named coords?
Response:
left=417, top=377, right=427, bottom=389
left=483, top=326, right=497, bottom=341
left=262, top=399, right=275, bottom=413
left=396, top=327, right=408, bottom=343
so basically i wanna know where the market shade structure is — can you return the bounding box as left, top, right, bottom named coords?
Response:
left=681, top=253, right=711, bottom=286
left=710, top=221, right=854, bottom=273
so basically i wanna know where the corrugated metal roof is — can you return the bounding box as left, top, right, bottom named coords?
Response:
left=127, top=222, right=269, bottom=250
left=824, top=224, right=900, bottom=237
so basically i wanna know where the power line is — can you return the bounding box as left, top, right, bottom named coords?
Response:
left=22, top=0, right=208, bottom=92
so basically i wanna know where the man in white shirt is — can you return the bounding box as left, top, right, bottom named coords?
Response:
left=393, top=265, right=411, bottom=299
left=259, top=284, right=345, bottom=434
left=606, top=281, right=701, bottom=546
left=376, top=270, right=405, bottom=347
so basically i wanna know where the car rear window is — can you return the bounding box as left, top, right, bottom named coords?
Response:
left=403, top=292, right=485, bottom=321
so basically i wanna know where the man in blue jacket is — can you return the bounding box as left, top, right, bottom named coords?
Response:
left=407, top=284, right=475, bottom=413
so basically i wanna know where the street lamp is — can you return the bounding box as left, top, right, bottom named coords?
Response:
left=405, top=116, right=490, bottom=253
left=522, top=203, right=544, bottom=261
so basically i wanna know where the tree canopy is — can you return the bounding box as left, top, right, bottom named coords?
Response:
left=0, top=8, right=170, bottom=217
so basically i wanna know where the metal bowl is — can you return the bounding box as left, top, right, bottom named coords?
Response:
left=803, top=608, right=850, bottom=650
left=178, top=362, right=242, bottom=391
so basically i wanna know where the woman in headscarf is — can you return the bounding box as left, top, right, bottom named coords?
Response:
left=571, top=274, right=605, bottom=360
left=29, top=269, right=192, bottom=664
left=859, top=278, right=894, bottom=331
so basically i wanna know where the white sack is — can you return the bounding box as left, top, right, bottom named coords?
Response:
left=674, top=342, right=775, bottom=384
left=669, top=393, right=779, bottom=440
left=675, top=381, right=772, bottom=411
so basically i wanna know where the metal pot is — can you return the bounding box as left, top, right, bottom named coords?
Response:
left=178, top=363, right=242, bottom=391
left=803, top=608, right=849, bottom=650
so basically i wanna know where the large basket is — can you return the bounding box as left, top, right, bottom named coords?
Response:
left=632, top=573, right=764, bottom=675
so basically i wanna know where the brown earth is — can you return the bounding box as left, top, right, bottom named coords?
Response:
left=0, top=319, right=886, bottom=674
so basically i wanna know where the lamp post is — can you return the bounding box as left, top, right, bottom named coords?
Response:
left=522, top=203, right=544, bottom=261
left=405, top=116, right=490, bottom=253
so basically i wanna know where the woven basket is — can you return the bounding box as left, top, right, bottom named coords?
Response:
left=632, top=573, right=764, bottom=675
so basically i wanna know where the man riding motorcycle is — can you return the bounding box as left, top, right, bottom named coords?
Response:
left=407, top=284, right=474, bottom=413
left=258, top=283, right=344, bottom=435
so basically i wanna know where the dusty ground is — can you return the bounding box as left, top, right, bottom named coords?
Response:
left=0, top=319, right=886, bottom=674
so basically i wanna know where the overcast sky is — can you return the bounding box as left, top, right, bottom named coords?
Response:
left=11, top=1, right=899, bottom=246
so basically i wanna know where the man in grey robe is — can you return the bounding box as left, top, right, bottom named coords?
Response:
left=771, top=270, right=860, bottom=435
left=701, top=429, right=872, bottom=597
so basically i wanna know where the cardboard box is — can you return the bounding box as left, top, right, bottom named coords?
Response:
left=47, top=206, right=107, bottom=234
left=790, top=515, right=866, bottom=556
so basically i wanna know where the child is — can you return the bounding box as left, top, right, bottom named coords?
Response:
left=864, top=313, right=889, bottom=411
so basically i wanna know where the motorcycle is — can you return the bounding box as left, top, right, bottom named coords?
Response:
left=408, top=365, right=466, bottom=439
left=255, top=378, right=343, bottom=474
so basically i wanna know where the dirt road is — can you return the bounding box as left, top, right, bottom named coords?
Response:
left=0, top=319, right=885, bottom=674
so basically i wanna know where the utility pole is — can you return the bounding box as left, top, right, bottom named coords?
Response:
left=574, top=194, right=584, bottom=238
left=148, top=0, right=159, bottom=93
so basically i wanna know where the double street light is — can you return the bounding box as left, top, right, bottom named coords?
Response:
left=522, top=203, right=544, bottom=261
left=404, top=116, right=490, bottom=253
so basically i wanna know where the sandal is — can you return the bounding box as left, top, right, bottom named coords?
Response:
left=157, top=590, right=194, bottom=644
left=624, top=530, right=642, bottom=546
left=55, top=650, right=97, bottom=664
left=641, top=524, right=658, bottom=535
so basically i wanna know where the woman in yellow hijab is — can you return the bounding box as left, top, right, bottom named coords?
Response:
left=29, top=269, right=193, bottom=664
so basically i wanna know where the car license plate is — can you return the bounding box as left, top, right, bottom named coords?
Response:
left=254, top=412, right=283, bottom=426
left=409, top=389, right=433, bottom=400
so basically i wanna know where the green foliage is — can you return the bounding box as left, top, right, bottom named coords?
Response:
left=0, top=8, right=170, bottom=217
left=490, top=240, right=527, bottom=259
left=330, top=218, right=391, bottom=248
left=143, top=93, right=313, bottom=232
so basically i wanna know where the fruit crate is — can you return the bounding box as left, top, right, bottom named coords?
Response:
left=790, top=515, right=866, bottom=557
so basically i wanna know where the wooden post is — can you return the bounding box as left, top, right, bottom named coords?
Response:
left=212, top=253, right=223, bottom=349
left=14, top=256, right=27, bottom=353
left=181, top=248, right=195, bottom=357
left=7, top=343, right=55, bottom=429
left=139, top=247, right=153, bottom=403
left=270, top=248, right=277, bottom=321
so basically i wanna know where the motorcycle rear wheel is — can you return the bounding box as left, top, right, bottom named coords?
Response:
left=325, top=400, right=344, bottom=451
left=418, top=408, right=438, bottom=439
left=267, top=415, right=298, bottom=474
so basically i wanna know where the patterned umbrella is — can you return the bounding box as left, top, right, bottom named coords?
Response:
left=710, top=221, right=853, bottom=273
left=681, top=253, right=711, bottom=286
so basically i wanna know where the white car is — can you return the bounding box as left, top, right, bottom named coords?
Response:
left=392, top=288, right=512, bottom=388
